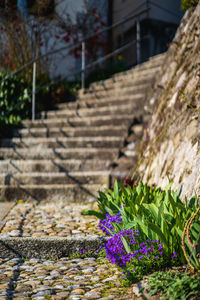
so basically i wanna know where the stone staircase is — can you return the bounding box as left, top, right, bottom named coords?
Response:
left=0, top=53, right=166, bottom=299
left=0, top=53, right=165, bottom=203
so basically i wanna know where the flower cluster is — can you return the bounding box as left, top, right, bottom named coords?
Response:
left=103, top=230, right=164, bottom=267
left=98, top=212, right=122, bottom=235
left=79, top=249, right=86, bottom=254
left=172, top=251, right=177, bottom=259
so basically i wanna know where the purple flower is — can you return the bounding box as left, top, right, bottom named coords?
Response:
left=172, top=251, right=177, bottom=258
left=103, top=229, right=136, bottom=267
left=98, top=212, right=122, bottom=236
left=79, top=249, right=86, bottom=253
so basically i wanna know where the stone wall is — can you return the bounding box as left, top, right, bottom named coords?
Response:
left=138, top=3, right=200, bottom=199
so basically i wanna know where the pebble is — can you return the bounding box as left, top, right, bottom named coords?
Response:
left=0, top=256, right=131, bottom=299
left=0, top=201, right=132, bottom=299
left=0, top=201, right=101, bottom=237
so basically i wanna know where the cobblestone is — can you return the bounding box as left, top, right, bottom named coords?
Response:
left=0, top=201, right=101, bottom=238
left=0, top=256, right=130, bottom=299
left=0, top=200, right=133, bottom=298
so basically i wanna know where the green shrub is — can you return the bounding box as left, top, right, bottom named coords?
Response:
left=0, top=71, right=80, bottom=137
left=181, top=0, right=199, bottom=11
left=120, top=248, right=174, bottom=285
left=0, top=72, right=31, bottom=137
left=148, top=270, right=200, bottom=299
left=84, top=181, right=200, bottom=264
left=182, top=207, right=200, bottom=270
left=35, top=76, right=80, bottom=112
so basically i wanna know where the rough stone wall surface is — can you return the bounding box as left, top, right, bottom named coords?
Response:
left=138, top=3, right=200, bottom=200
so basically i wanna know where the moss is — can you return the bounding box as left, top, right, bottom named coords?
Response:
left=181, top=0, right=199, bottom=11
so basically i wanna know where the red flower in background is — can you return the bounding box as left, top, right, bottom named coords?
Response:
left=63, top=33, right=70, bottom=43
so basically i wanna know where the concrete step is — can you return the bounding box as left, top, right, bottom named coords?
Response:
left=13, top=125, right=127, bottom=138
left=77, top=83, right=151, bottom=101
left=0, top=148, right=119, bottom=160
left=88, top=55, right=165, bottom=90
left=0, top=183, right=105, bottom=202
left=65, top=93, right=144, bottom=110
left=87, top=74, right=156, bottom=92
left=88, top=68, right=160, bottom=91
left=112, top=61, right=163, bottom=80
left=37, top=102, right=138, bottom=120
left=0, top=136, right=124, bottom=149
left=22, top=114, right=134, bottom=129
left=0, top=159, right=112, bottom=173
left=0, top=236, right=106, bottom=259
left=0, top=171, right=110, bottom=185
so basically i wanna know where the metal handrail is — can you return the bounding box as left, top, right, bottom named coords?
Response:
left=1, top=4, right=150, bottom=122
left=0, top=7, right=150, bottom=83
left=3, top=35, right=149, bottom=118
left=0, top=0, right=181, bottom=83
left=1, top=0, right=181, bottom=121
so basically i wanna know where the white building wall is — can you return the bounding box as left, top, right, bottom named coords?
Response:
left=47, top=0, right=85, bottom=79
left=47, top=0, right=108, bottom=79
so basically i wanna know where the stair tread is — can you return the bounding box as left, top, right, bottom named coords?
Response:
left=22, top=114, right=135, bottom=125
left=38, top=102, right=139, bottom=117
left=0, top=171, right=110, bottom=176
left=14, top=125, right=127, bottom=136
left=0, top=183, right=104, bottom=187
left=2, top=136, right=123, bottom=142
left=0, top=53, right=166, bottom=202
left=57, top=93, right=144, bottom=109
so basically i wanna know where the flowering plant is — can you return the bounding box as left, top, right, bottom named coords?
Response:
left=97, top=216, right=177, bottom=283
left=83, top=181, right=200, bottom=264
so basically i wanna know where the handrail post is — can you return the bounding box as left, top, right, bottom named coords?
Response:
left=32, top=61, right=36, bottom=121
left=120, top=21, right=124, bottom=47
left=136, top=15, right=141, bottom=65
left=81, top=41, right=85, bottom=92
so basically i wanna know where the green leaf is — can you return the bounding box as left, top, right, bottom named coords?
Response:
left=81, top=210, right=104, bottom=219
left=165, top=178, right=173, bottom=191
left=147, top=222, right=168, bottom=246
left=158, top=202, right=164, bottom=227
left=191, top=222, right=200, bottom=233
left=121, top=235, right=132, bottom=253
left=143, top=203, right=158, bottom=221
left=118, top=182, right=128, bottom=197
left=189, top=197, right=197, bottom=209
left=134, top=216, right=149, bottom=237
left=113, top=180, right=119, bottom=200
left=124, top=221, right=137, bottom=230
